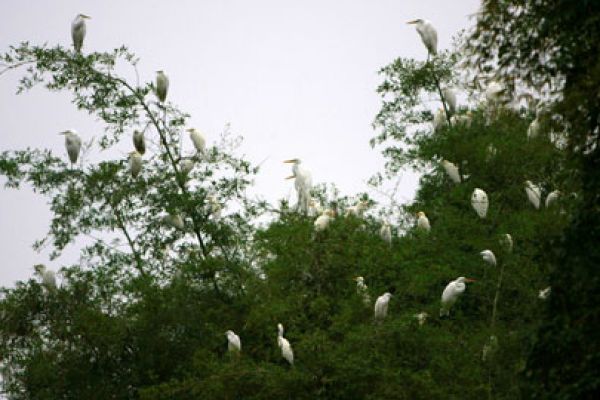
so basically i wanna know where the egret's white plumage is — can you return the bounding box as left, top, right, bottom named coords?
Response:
left=374, top=292, right=392, bottom=320
left=440, top=277, right=475, bottom=317
left=129, top=151, right=142, bottom=178
left=442, top=87, right=457, bottom=114
left=480, top=250, right=497, bottom=267
left=545, top=190, right=560, bottom=208
left=379, top=221, right=392, bottom=245
left=34, top=264, right=56, bottom=291
left=407, top=19, right=438, bottom=56
left=155, top=71, right=169, bottom=103
left=307, top=198, right=323, bottom=217
left=354, top=276, right=371, bottom=305
left=284, top=159, right=313, bottom=214
left=225, top=330, right=241, bottom=352
left=471, top=188, right=489, bottom=218
left=441, top=160, right=461, bottom=184
left=415, top=312, right=429, bottom=326
left=525, top=180, right=542, bottom=209
left=207, top=195, right=222, bottom=219
left=433, top=108, right=448, bottom=132
left=416, top=211, right=430, bottom=232
left=71, top=14, right=90, bottom=53
left=485, top=81, right=505, bottom=104
left=277, top=323, right=294, bottom=365
left=450, top=111, right=473, bottom=127
left=314, top=209, right=335, bottom=232
left=60, top=130, right=82, bottom=165
left=345, top=200, right=368, bottom=217
left=133, top=130, right=146, bottom=155
left=180, top=159, right=195, bottom=175
left=163, top=213, right=185, bottom=230
left=527, top=117, right=541, bottom=140
left=187, top=128, right=206, bottom=153
left=500, top=233, right=513, bottom=253
left=539, top=286, right=551, bottom=300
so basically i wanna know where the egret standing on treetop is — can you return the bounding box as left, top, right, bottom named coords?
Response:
left=225, top=330, right=241, bottom=353
left=433, top=108, right=448, bottom=132
left=133, top=130, right=146, bottom=155
left=59, top=130, right=82, bottom=166
left=34, top=264, right=56, bottom=291
left=442, top=87, right=457, bottom=114
left=187, top=128, right=206, bottom=153
left=284, top=159, right=312, bottom=214
left=471, top=188, right=489, bottom=218
left=440, top=277, right=475, bottom=317
left=314, top=209, right=335, bottom=232
left=525, top=180, right=542, bottom=209
left=407, top=19, right=438, bottom=57
left=374, top=292, right=392, bottom=320
left=277, top=323, right=294, bottom=365
left=480, top=250, right=497, bottom=267
left=416, top=211, right=430, bottom=232
left=71, top=14, right=90, bottom=53
left=129, top=151, right=142, bottom=178
left=441, top=160, right=461, bottom=184
left=155, top=70, right=169, bottom=103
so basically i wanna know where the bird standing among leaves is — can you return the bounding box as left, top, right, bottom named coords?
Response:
left=525, top=180, right=542, bottom=209
left=277, top=323, right=294, bottom=365
left=480, top=250, right=497, bottom=267
left=441, top=160, right=461, bottom=184
left=442, top=87, right=457, bottom=114
left=416, top=211, right=431, bottom=232
left=132, top=130, right=146, bottom=155
left=440, top=277, right=475, bottom=317
left=129, top=151, right=142, bottom=178
left=545, top=190, right=560, bottom=208
left=34, top=264, right=56, bottom=291
left=345, top=200, right=369, bottom=217
left=354, top=276, right=371, bottom=305
left=225, top=330, right=241, bottom=353
left=59, top=130, right=82, bottom=166
left=374, top=292, right=392, bottom=320
left=187, top=128, right=206, bottom=154
left=71, top=14, right=91, bottom=53
left=284, top=159, right=313, bottom=214
left=379, top=221, right=392, bottom=245
left=407, top=19, right=438, bottom=57
left=314, top=209, right=335, bottom=232
left=500, top=233, right=513, bottom=253
left=471, top=188, right=489, bottom=218
left=155, top=70, right=169, bottom=103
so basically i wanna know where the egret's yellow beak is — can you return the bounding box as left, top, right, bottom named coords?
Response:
left=465, top=278, right=477, bottom=283
left=407, top=20, right=418, bottom=24
left=283, top=159, right=296, bottom=163
left=285, top=175, right=295, bottom=180
left=82, top=15, right=91, bottom=19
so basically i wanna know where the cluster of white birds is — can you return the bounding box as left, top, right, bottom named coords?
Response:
left=224, top=323, right=294, bottom=366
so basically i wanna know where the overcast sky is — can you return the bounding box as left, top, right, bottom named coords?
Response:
left=0, top=0, right=479, bottom=288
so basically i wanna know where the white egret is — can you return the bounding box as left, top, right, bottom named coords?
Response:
left=379, top=221, right=392, bottom=245
left=345, top=200, right=369, bottom=217
left=485, top=81, right=505, bottom=104
left=307, top=198, right=323, bottom=217
left=163, top=213, right=185, bottom=230
left=34, top=264, right=56, bottom=291
left=187, top=128, right=206, bottom=153
left=432, top=108, right=448, bottom=132
left=71, top=14, right=90, bottom=53
left=374, top=292, right=392, bottom=320
left=500, top=233, right=513, bottom=253
left=225, top=330, right=241, bottom=352
left=545, top=190, right=560, bottom=208
left=155, top=70, right=169, bottom=103
left=354, top=276, right=371, bottom=305
left=440, top=277, right=475, bottom=317
left=180, top=159, right=195, bottom=175
left=539, top=286, right=551, bottom=300
left=132, top=130, right=146, bottom=155
left=527, top=117, right=541, bottom=140
left=277, top=323, right=294, bottom=365
left=129, top=151, right=142, bottom=178
left=441, top=160, right=461, bottom=184
left=59, top=130, right=82, bottom=166
left=415, top=312, right=429, bottom=326
left=314, top=209, right=335, bottom=232
left=416, top=211, right=430, bottom=232
left=284, top=159, right=313, bottom=214
left=442, top=87, right=457, bottom=114
left=480, top=250, right=497, bottom=267
left=525, top=180, right=542, bottom=209
left=471, top=188, right=489, bottom=218
left=407, top=19, right=438, bottom=56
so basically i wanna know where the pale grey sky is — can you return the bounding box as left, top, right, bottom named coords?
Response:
left=0, top=0, right=479, bottom=287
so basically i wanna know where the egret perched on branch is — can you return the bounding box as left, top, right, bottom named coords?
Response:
left=471, top=188, right=489, bottom=218
left=277, top=323, right=294, bottom=365
left=545, top=190, right=560, bottom=208
left=71, top=14, right=90, bottom=53
left=59, top=130, right=82, bottom=166
left=34, top=264, right=56, bottom=291
left=133, top=130, right=146, bottom=155
left=155, top=70, right=169, bottom=103
left=379, top=221, right=392, bottom=245
left=415, top=312, right=429, bottom=326
left=442, top=87, right=457, bottom=114
left=416, top=211, right=430, bottom=232
left=407, top=19, right=438, bottom=56
left=527, top=116, right=541, bottom=140
left=225, top=330, right=241, bottom=353
left=314, top=209, right=335, bottom=232
left=284, top=159, right=312, bottom=214
left=374, top=292, right=392, bottom=320
left=129, top=151, right=142, bottom=178
left=525, top=180, right=542, bottom=209
left=440, top=277, right=475, bottom=317
left=500, top=233, right=513, bottom=253
left=180, top=159, right=195, bottom=175
left=539, top=286, right=551, bottom=300
left=345, top=200, right=369, bottom=217
left=163, top=213, right=185, bottom=230
left=441, top=160, right=461, bottom=184
left=354, top=276, right=371, bottom=305
left=432, top=108, right=448, bottom=132
left=187, top=128, right=206, bottom=153
left=480, top=250, right=497, bottom=267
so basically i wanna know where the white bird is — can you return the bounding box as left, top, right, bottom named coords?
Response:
left=416, top=211, right=430, bottom=232
left=545, top=190, right=560, bottom=208
left=525, top=180, right=542, bottom=209
left=379, top=221, right=392, bottom=245
left=442, top=87, right=457, bottom=114
left=225, top=330, right=241, bottom=353
left=450, top=111, right=473, bottom=127
left=314, top=209, right=335, bottom=232
left=500, top=233, right=513, bottom=253
left=415, top=312, right=429, bottom=326
left=129, top=151, right=142, bottom=178
left=441, top=160, right=461, bottom=183
left=307, top=198, right=323, bottom=217
left=485, top=81, right=505, bottom=104
left=354, top=276, right=371, bottom=305
left=132, top=130, right=146, bottom=155
left=480, top=250, right=497, bottom=267
left=71, top=14, right=90, bottom=53
left=345, top=200, right=369, bottom=217
left=374, top=292, right=392, bottom=320
left=34, top=264, right=56, bottom=291
left=59, top=130, right=82, bottom=166
left=432, top=108, right=448, bottom=132
left=407, top=19, right=438, bottom=56
left=155, top=70, right=169, bottom=103
left=284, top=159, right=313, bottom=214
left=277, top=323, right=294, bottom=365
left=471, top=188, right=489, bottom=218
left=180, top=159, right=195, bottom=175
left=539, top=286, right=551, bottom=300
left=187, top=128, right=206, bottom=153
left=440, top=277, right=475, bottom=317
left=163, top=213, right=185, bottom=230
left=527, top=117, right=541, bottom=140
left=207, top=195, right=222, bottom=219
